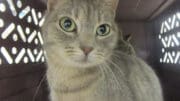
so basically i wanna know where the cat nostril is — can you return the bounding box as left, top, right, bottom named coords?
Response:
left=80, top=46, right=94, bottom=56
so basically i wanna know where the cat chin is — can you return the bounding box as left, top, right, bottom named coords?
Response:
left=62, top=53, right=107, bottom=68
left=63, top=58, right=101, bottom=68
left=66, top=61, right=97, bottom=68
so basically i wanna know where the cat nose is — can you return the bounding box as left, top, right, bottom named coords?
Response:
left=80, top=46, right=94, bottom=56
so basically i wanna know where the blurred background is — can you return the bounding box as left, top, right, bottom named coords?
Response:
left=0, top=0, right=179, bottom=101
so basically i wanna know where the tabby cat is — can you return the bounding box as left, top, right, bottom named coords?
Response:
left=42, top=0, right=163, bottom=101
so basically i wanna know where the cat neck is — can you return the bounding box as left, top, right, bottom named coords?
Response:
left=47, top=63, right=103, bottom=93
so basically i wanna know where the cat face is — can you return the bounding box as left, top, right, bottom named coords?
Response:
left=43, top=0, right=120, bottom=68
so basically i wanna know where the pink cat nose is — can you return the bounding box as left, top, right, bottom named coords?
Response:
left=80, top=46, right=94, bottom=56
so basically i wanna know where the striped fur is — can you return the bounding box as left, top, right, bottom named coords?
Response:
left=42, top=0, right=163, bottom=101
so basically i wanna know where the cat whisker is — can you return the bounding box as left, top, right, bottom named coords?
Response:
left=32, top=74, right=46, bottom=101
left=93, top=55, right=105, bottom=61
left=106, top=59, right=125, bottom=76
left=96, top=52, right=104, bottom=56
left=113, top=50, right=132, bottom=56
left=113, top=50, right=124, bottom=54
left=110, top=54, right=128, bottom=66
left=95, top=54, right=104, bottom=57
left=66, top=53, right=76, bottom=56
left=111, top=52, right=126, bottom=60
left=101, top=63, right=121, bottom=90
left=98, top=64, right=121, bottom=97
left=65, top=47, right=74, bottom=49
left=66, top=50, right=76, bottom=53
left=97, top=65, right=106, bottom=79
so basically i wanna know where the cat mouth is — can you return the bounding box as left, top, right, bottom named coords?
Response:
left=73, top=55, right=92, bottom=64
left=80, top=56, right=89, bottom=63
left=82, top=56, right=88, bottom=62
left=68, top=54, right=98, bottom=67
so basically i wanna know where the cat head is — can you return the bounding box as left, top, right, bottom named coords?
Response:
left=47, top=0, right=119, bottom=15
left=43, top=0, right=120, bottom=68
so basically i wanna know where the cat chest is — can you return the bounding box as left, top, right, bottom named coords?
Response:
left=52, top=77, right=133, bottom=101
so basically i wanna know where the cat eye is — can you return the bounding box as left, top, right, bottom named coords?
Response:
left=96, top=24, right=110, bottom=36
left=59, top=17, right=76, bottom=32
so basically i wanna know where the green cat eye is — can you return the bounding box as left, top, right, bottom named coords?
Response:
left=59, top=17, right=76, bottom=32
left=96, top=24, right=110, bottom=36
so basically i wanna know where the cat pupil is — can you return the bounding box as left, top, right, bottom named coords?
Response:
left=64, top=19, right=72, bottom=29
left=100, top=25, right=106, bottom=33
left=98, top=25, right=106, bottom=35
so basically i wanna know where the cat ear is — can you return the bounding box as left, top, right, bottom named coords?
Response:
left=47, top=0, right=57, bottom=11
left=125, top=34, right=132, bottom=42
left=103, top=0, right=119, bottom=13
left=47, top=0, right=66, bottom=11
